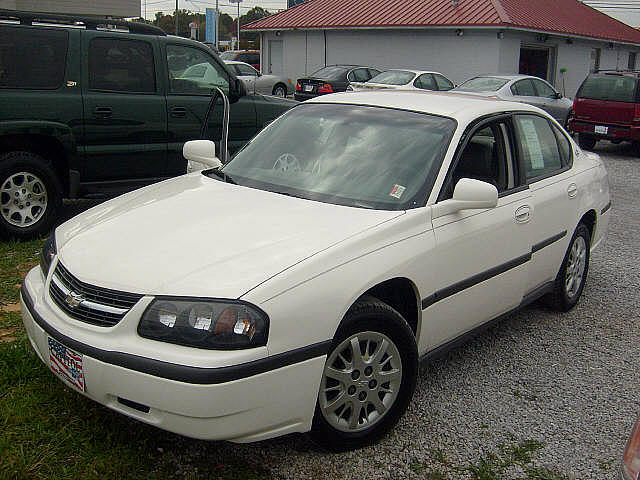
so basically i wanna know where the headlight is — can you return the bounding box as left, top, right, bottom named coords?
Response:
left=40, top=232, right=56, bottom=277
left=138, top=297, right=269, bottom=350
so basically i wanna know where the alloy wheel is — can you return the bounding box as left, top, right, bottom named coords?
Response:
left=0, top=171, right=48, bottom=227
left=565, top=235, right=587, bottom=298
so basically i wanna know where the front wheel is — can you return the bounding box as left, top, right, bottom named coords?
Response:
left=309, top=296, right=418, bottom=451
left=272, top=84, right=287, bottom=97
left=546, top=223, right=591, bottom=311
left=0, top=151, right=62, bottom=239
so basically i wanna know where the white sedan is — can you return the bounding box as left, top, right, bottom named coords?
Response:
left=224, top=60, right=292, bottom=97
left=21, top=91, right=610, bottom=451
left=349, top=69, right=455, bottom=92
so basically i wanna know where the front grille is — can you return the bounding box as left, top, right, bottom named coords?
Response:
left=49, top=262, right=143, bottom=327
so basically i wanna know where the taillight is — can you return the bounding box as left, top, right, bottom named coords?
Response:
left=295, top=80, right=302, bottom=92
left=317, top=83, right=333, bottom=94
left=623, top=417, right=640, bottom=480
left=634, top=104, right=640, bottom=122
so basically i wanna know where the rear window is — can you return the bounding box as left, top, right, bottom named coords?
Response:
left=0, top=26, right=68, bottom=89
left=577, top=75, right=638, bottom=103
left=310, top=66, right=349, bottom=80
left=369, top=70, right=415, bottom=86
left=456, top=77, right=509, bottom=92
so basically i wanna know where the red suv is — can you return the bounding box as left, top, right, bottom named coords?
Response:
left=570, top=71, right=640, bottom=152
left=219, top=50, right=260, bottom=71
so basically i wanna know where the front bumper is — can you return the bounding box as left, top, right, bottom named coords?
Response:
left=20, top=266, right=327, bottom=442
left=570, top=119, right=640, bottom=142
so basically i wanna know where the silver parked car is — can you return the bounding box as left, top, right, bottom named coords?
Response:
left=453, top=74, right=573, bottom=127
left=224, top=60, right=292, bottom=97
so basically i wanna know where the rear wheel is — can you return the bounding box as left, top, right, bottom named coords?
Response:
left=272, top=83, right=287, bottom=97
left=309, top=296, right=418, bottom=451
left=0, top=151, right=62, bottom=239
left=578, top=134, right=597, bottom=150
left=546, top=223, right=590, bottom=312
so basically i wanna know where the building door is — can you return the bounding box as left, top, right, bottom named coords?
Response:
left=269, top=40, right=283, bottom=75
left=519, top=45, right=555, bottom=82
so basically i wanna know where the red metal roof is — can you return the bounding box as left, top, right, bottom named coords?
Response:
left=243, top=0, right=640, bottom=45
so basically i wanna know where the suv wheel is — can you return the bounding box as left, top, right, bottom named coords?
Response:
left=0, top=151, right=62, bottom=239
left=578, top=134, right=597, bottom=150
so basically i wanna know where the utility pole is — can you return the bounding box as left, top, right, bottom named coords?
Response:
left=215, top=0, right=219, bottom=50
left=230, top=0, right=242, bottom=49
left=175, top=0, right=178, bottom=35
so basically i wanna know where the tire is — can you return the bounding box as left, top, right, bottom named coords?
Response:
left=578, top=134, right=597, bottom=150
left=272, top=83, right=287, bottom=97
left=545, top=223, right=591, bottom=312
left=0, top=151, right=63, bottom=240
left=309, top=296, right=418, bottom=451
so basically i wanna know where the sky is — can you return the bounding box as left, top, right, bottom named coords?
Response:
left=141, top=0, right=640, bottom=27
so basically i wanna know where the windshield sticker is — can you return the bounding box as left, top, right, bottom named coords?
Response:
left=390, top=184, right=406, bottom=199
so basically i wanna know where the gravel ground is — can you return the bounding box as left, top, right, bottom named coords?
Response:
left=60, top=143, right=639, bottom=479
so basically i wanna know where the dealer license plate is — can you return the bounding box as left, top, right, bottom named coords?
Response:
left=304, top=84, right=314, bottom=92
left=594, top=125, right=608, bottom=134
left=48, top=337, right=85, bottom=392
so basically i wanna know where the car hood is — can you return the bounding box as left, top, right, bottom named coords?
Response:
left=56, top=174, right=403, bottom=298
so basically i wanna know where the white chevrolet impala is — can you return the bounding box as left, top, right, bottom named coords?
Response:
left=21, top=91, right=610, bottom=451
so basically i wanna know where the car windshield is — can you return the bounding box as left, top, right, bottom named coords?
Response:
left=368, top=70, right=416, bottom=85
left=310, top=66, right=349, bottom=79
left=219, top=104, right=456, bottom=210
left=456, top=77, right=509, bottom=92
left=578, top=75, right=638, bottom=102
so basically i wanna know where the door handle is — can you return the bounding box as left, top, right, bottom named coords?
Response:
left=567, top=183, right=578, bottom=198
left=515, top=205, right=531, bottom=223
left=93, top=106, right=112, bottom=118
left=171, top=106, right=187, bottom=118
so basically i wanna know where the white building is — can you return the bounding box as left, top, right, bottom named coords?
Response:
left=244, top=0, right=640, bottom=97
left=0, top=0, right=140, bottom=18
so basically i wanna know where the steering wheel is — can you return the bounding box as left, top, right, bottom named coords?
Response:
left=273, top=153, right=302, bottom=172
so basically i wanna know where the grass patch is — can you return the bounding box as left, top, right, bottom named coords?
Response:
left=0, top=238, right=43, bottom=305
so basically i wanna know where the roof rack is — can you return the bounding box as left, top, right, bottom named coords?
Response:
left=0, top=9, right=166, bottom=36
left=595, top=69, right=640, bottom=74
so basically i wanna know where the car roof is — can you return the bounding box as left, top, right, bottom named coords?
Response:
left=378, top=69, right=442, bottom=75
left=306, top=90, right=543, bottom=121
left=470, top=74, right=537, bottom=81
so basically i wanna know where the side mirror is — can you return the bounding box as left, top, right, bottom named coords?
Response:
left=183, top=140, right=222, bottom=172
left=432, top=178, right=498, bottom=219
left=229, top=77, right=247, bottom=103
left=555, top=92, right=563, bottom=99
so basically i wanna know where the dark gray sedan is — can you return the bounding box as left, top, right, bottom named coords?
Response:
left=453, top=74, right=574, bottom=127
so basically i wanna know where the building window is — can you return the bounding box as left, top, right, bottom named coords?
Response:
left=629, top=52, right=637, bottom=71
left=590, top=48, right=601, bottom=73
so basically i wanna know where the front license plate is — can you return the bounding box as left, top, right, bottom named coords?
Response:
left=304, top=85, right=313, bottom=92
left=594, top=125, right=608, bottom=134
left=48, top=337, right=85, bottom=392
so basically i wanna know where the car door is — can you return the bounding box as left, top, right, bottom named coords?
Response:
left=165, top=43, right=257, bottom=167
left=531, top=78, right=566, bottom=123
left=81, top=32, right=168, bottom=183
left=512, top=114, right=580, bottom=295
left=424, top=118, right=533, bottom=349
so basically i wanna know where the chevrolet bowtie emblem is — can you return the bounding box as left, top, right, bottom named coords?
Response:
left=64, top=291, right=84, bottom=309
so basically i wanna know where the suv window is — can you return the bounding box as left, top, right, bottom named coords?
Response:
left=511, top=79, right=536, bottom=96
left=514, top=115, right=563, bottom=180
left=577, top=75, right=638, bottom=103
left=0, top=26, right=68, bottom=89
left=434, top=74, right=454, bottom=91
left=167, top=45, right=229, bottom=95
left=414, top=74, right=436, bottom=90
left=89, top=38, right=155, bottom=93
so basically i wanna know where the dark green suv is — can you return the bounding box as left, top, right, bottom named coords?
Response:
left=0, top=10, right=296, bottom=239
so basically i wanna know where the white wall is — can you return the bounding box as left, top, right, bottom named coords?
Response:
left=262, top=27, right=640, bottom=99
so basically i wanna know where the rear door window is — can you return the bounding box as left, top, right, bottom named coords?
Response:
left=352, top=68, right=370, bottom=82
left=414, top=74, right=436, bottom=90
left=0, top=26, right=68, bottom=89
left=513, top=115, right=563, bottom=180
left=89, top=37, right=155, bottom=93
left=577, top=75, right=638, bottom=102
